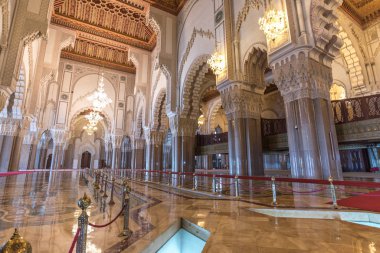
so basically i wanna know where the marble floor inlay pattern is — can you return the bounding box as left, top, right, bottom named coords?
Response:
left=0, top=171, right=379, bottom=253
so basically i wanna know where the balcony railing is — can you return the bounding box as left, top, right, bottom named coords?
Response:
left=331, top=94, right=380, bottom=124
left=196, top=132, right=228, bottom=147
left=196, top=94, right=380, bottom=146
left=262, top=118, right=287, bottom=136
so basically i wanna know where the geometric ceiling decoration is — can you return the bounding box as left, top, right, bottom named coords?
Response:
left=142, top=0, right=187, bottom=15
left=61, top=32, right=136, bottom=73
left=52, top=0, right=160, bottom=73
left=341, top=0, right=380, bottom=26
left=52, top=0, right=157, bottom=50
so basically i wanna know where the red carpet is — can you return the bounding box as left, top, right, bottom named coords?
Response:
left=337, top=191, right=380, bottom=212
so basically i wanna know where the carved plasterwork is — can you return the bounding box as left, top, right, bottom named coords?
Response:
left=151, top=90, right=167, bottom=131
left=236, top=0, right=263, bottom=33
left=0, top=118, right=20, bottom=136
left=144, top=130, right=164, bottom=145
left=52, top=0, right=157, bottom=50
left=341, top=0, right=380, bottom=27
left=273, top=53, right=333, bottom=103
left=181, top=59, right=209, bottom=120
left=51, top=128, right=67, bottom=145
left=178, top=28, right=214, bottom=81
left=219, top=83, right=261, bottom=120
left=143, top=0, right=187, bottom=15
left=310, top=0, right=343, bottom=65
left=111, top=134, right=123, bottom=149
left=61, top=37, right=136, bottom=73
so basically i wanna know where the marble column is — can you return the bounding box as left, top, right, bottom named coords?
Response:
left=273, top=56, right=342, bottom=179
left=0, top=119, right=20, bottom=171
left=51, top=144, right=65, bottom=170
left=50, top=128, right=67, bottom=170
left=219, top=84, right=263, bottom=176
left=149, top=131, right=164, bottom=170
left=179, top=118, right=197, bottom=173
left=111, top=135, right=123, bottom=169
left=132, top=138, right=145, bottom=170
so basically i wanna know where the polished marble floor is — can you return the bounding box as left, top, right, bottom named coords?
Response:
left=0, top=171, right=379, bottom=253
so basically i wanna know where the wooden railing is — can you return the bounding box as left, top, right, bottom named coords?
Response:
left=331, top=94, right=380, bottom=124
left=262, top=118, right=287, bottom=136
left=196, top=132, right=228, bottom=147
left=196, top=94, right=380, bottom=146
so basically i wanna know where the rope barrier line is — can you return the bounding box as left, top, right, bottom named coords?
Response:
left=68, top=227, right=81, bottom=253
left=88, top=204, right=126, bottom=228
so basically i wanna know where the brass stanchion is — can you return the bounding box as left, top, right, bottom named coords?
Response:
left=119, top=185, right=132, bottom=237
left=212, top=176, right=216, bottom=193
left=77, top=193, right=91, bottom=253
left=99, top=173, right=104, bottom=194
left=329, top=176, right=338, bottom=209
left=192, top=173, right=197, bottom=191
left=108, top=177, right=115, bottom=205
left=0, top=228, right=32, bottom=253
left=234, top=175, right=240, bottom=198
left=103, top=175, right=108, bottom=198
left=271, top=177, right=277, bottom=207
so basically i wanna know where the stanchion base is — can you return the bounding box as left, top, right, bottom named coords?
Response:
left=118, top=229, right=132, bottom=238
left=108, top=200, right=115, bottom=205
left=103, top=194, right=108, bottom=198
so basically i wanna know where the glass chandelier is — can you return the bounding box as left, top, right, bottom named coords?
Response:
left=258, top=9, right=287, bottom=41
left=85, top=111, right=102, bottom=125
left=83, top=123, right=98, bottom=136
left=83, top=72, right=112, bottom=135
left=87, top=74, right=112, bottom=111
left=207, top=51, right=226, bottom=76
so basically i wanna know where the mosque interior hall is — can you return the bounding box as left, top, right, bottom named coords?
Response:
left=2, top=0, right=380, bottom=252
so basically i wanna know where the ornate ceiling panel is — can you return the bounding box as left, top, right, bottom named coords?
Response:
left=341, top=0, right=380, bottom=26
left=142, top=0, right=187, bottom=15
left=52, top=0, right=157, bottom=50
left=61, top=32, right=136, bottom=73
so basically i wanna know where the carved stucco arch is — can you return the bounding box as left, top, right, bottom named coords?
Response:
left=151, top=89, right=167, bottom=131
left=69, top=106, right=112, bottom=133
left=181, top=54, right=211, bottom=119
left=336, top=25, right=366, bottom=94
left=208, top=98, right=223, bottom=134
left=243, top=45, right=268, bottom=87
left=310, top=0, right=343, bottom=64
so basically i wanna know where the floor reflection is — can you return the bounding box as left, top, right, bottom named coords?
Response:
left=0, top=171, right=379, bottom=253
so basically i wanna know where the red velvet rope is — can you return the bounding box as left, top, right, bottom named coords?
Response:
left=68, top=227, right=81, bottom=253
left=89, top=204, right=125, bottom=228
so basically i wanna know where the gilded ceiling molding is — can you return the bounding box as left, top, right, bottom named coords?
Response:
left=236, top=0, right=263, bottom=33
left=178, top=28, right=214, bottom=83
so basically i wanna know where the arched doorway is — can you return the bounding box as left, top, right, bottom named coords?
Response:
left=81, top=151, right=92, bottom=169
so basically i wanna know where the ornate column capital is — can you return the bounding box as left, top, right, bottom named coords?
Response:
left=178, top=118, right=197, bottom=137
left=218, top=81, right=261, bottom=119
left=111, top=135, right=123, bottom=149
left=168, top=113, right=179, bottom=135
left=22, top=130, right=37, bottom=145
left=273, top=54, right=332, bottom=103
left=145, top=130, right=164, bottom=145
left=133, top=138, right=145, bottom=149
left=51, top=128, right=67, bottom=146
left=0, top=118, right=20, bottom=136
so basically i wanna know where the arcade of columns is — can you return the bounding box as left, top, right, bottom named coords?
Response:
left=0, top=0, right=358, bottom=180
